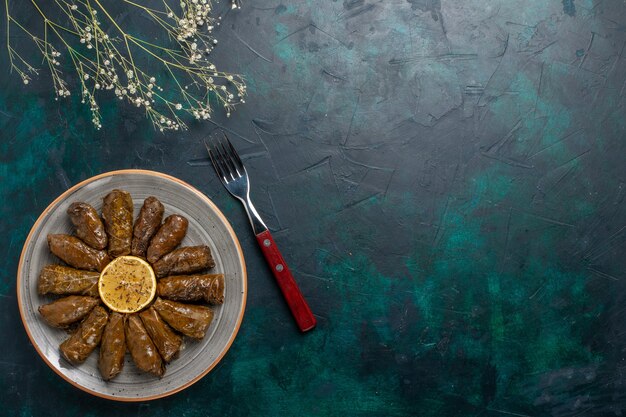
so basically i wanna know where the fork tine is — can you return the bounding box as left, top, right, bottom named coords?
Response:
left=221, top=132, right=245, bottom=173
left=216, top=136, right=240, bottom=180
left=204, top=140, right=226, bottom=181
left=212, top=140, right=231, bottom=180
left=213, top=135, right=238, bottom=181
left=208, top=135, right=233, bottom=181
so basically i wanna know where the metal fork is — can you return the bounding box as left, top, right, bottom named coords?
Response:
left=205, top=132, right=316, bottom=332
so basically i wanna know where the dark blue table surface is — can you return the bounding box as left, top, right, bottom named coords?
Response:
left=1, top=0, right=626, bottom=415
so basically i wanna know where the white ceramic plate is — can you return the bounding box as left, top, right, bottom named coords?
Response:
left=17, top=170, right=247, bottom=401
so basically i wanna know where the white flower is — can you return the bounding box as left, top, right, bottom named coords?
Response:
left=175, top=103, right=182, bottom=110
left=149, top=77, right=156, bottom=83
left=126, top=69, right=134, bottom=79
left=104, top=60, right=110, bottom=65
left=84, top=74, right=90, bottom=80
left=71, top=4, right=78, bottom=10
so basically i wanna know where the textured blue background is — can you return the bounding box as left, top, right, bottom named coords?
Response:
left=1, top=0, right=626, bottom=415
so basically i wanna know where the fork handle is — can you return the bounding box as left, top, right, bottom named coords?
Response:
left=255, top=230, right=316, bottom=332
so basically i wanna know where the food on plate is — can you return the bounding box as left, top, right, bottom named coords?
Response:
left=98, top=312, right=126, bottom=381
left=37, top=265, right=99, bottom=297
left=47, top=234, right=110, bottom=272
left=152, top=298, right=214, bottom=339
left=60, top=306, right=108, bottom=364
left=125, top=314, right=165, bottom=377
left=98, top=256, right=156, bottom=314
left=146, top=214, right=188, bottom=263
left=67, top=202, right=108, bottom=250
left=131, top=196, right=164, bottom=258
left=37, top=189, right=224, bottom=380
left=102, top=189, right=134, bottom=257
left=38, top=295, right=100, bottom=328
left=139, top=306, right=182, bottom=362
left=152, top=246, right=215, bottom=278
left=157, top=274, right=225, bottom=305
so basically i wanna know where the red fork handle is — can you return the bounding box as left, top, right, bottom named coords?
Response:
left=255, top=230, right=316, bottom=332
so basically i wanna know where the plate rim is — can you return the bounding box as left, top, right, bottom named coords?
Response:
left=16, top=169, right=247, bottom=402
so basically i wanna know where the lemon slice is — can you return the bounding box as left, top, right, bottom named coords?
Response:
left=98, top=256, right=156, bottom=314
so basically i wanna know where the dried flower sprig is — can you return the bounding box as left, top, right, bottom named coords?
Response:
left=5, top=0, right=246, bottom=131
